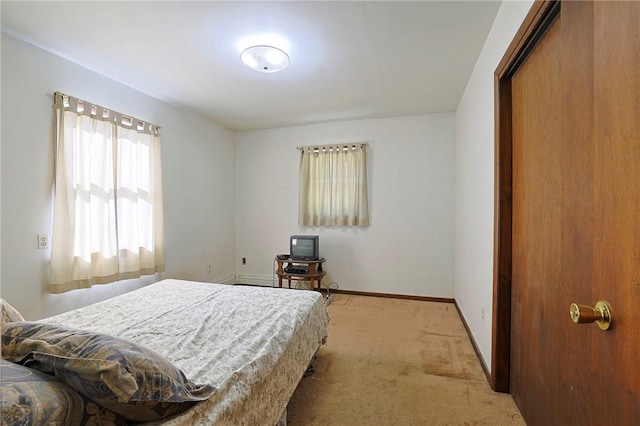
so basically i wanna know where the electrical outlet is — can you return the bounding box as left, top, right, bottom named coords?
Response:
left=207, top=264, right=212, bottom=273
left=242, top=257, right=246, bottom=265
left=37, top=233, right=48, bottom=249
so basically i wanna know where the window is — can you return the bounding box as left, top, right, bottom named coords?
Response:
left=298, top=144, right=369, bottom=226
left=50, top=93, right=164, bottom=293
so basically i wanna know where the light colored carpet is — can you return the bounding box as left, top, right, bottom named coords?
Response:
left=287, top=294, right=525, bottom=425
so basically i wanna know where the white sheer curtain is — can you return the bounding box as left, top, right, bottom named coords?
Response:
left=298, top=144, right=369, bottom=226
left=50, top=93, right=164, bottom=294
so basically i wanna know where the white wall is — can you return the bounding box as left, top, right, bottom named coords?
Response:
left=235, top=114, right=455, bottom=298
left=454, top=0, right=533, bottom=370
left=0, top=34, right=236, bottom=320
left=1, top=2, right=535, bottom=370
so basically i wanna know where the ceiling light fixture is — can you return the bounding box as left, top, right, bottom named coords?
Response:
left=241, top=45, right=290, bottom=73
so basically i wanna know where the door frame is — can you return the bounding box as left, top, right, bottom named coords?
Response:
left=491, top=0, right=560, bottom=392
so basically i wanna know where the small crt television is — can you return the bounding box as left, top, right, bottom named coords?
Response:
left=290, top=235, right=319, bottom=260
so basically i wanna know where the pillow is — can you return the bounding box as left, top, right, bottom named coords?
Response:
left=1, top=299, right=24, bottom=323
left=1, top=322, right=217, bottom=422
left=1, top=359, right=127, bottom=425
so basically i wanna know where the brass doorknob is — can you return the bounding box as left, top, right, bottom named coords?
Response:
left=569, top=300, right=612, bottom=330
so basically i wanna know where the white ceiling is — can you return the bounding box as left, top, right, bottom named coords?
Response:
left=1, top=1, right=501, bottom=131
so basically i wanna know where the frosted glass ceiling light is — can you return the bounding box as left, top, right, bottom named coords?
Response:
left=241, top=45, right=290, bottom=73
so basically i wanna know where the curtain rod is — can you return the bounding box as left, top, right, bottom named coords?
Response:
left=297, top=142, right=368, bottom=152
left=54, top=91, right=161, bottom=135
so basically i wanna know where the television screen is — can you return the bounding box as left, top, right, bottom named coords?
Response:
left=290, top=235, right=319, bottom=260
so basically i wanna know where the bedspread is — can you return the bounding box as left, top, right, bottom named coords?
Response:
left=41, top=279, right=329, bottom=425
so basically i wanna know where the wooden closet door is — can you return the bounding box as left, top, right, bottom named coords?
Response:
left=508, top=1, right=640, bottom=424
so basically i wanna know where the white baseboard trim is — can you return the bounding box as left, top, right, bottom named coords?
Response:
left=211, top=274, right=237, bottom=285
left=235, top=274, right=277, bottom=287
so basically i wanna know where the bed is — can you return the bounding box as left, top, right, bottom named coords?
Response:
left=1, top=279, right=330, bottom=425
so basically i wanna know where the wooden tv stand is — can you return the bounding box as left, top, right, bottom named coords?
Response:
left=276, top=257, right=326, bottom=291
